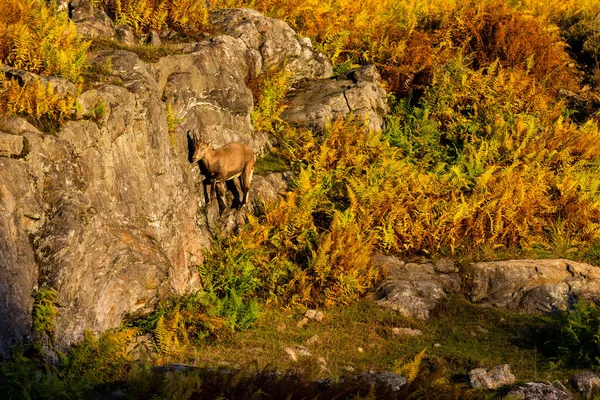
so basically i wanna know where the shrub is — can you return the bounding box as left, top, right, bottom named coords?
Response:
left=0, top=0, right=90, bottom=82
left=96, top=0, right=210, bottom=36
left=32, top=285, right=58, bottom=344
left=250, top=67, right=291, bottom=135
left=448, top=2, right=575, bottom=92
left=0, top=72, right=78, bottom=131
left=556, top=299, right=600, bottom=368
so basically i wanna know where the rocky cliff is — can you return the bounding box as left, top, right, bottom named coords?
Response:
left=0, top=6, right=388, bottom=358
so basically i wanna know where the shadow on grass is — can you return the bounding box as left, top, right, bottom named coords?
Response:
left=89, top=363, right=486, bottom=400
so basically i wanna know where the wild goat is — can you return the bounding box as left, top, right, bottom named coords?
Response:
left=189, top=132, right=256, bottom=211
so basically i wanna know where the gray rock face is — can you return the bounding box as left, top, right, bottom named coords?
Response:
left=373, top=255, right=461, bottom=319
left=507, top=382, right=572, bottom=399
left=469, top=364, right=515, bottom=390
left=2, top=66, right=78, bottom=97
left=0, top=152, right=42, bottom=358
left=0, top=44, right=247, bottom=355
left=470, top=259, right=600, bottom=313
left=357, top=371, right=408, bottom=392
left=71, top=0, right=115, bottom=39
left=150, top=35, right=266, bottom=152
left=282, top=65, right=388, bottom=132
left=375, top=255, right=600, bottom=318
left=22, top=50, right=206, bottom=349
left=211, top=8, right=333, bottom=82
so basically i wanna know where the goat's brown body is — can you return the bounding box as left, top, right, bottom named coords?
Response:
left=191, top=141, right=255, bottom=211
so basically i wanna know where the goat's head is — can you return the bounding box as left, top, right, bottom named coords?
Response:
left=188, top=130, right=213, bottom=163
left=191, top=141, right=213, bottom=163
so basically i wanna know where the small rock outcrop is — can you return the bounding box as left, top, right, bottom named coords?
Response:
left=210, top=8, right=333, bottom=82
left=506, top=382, right=572, bottom=400
left=356, top=371, right=408, bottom=392
left=469, top=364, right=515, bottom=390
left=282, top=65, right=388, bottom=132
left=470, top=259, right=600, bottom=314
left=391, top=327, right=423, bottom=337
left=71, top=0, right=115, bottom=39
left=373, top=255, right=461, bottom=319
left=375, top=256, right=600, bottom=319
left=572, top=371, right=600, bottom=399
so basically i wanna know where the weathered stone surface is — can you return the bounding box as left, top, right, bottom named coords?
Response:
left=2, top=66, right=77, bottom=97
left=282, top=65, right=388, bottom=132
left=357, top=371, right=408, bottom=392
left=71, top=0, right=94, bottom=20
left=148, top=31, right=162, bottom=47
left=470, top=259, right=600, bottom=314
left=469, top=364, right=515, bottom=390
left=72, top=0, right=115, bottom=39
left=572, top=371, right=600, bottom=399
left=0, top=155, right=43, bottom=359
left=373, top=255, right=462, bottom=319
left=0, top=132, right=24, bottom=157
left=26, top=65, right=204, bottom=349
left=211, top=8, right=332, bottom=83
left=115, top=25, right=135, bottom=45
left=507, top=382, right=572, bottom=399
left=150, top=36, right=268, bottom=153
left=391, top=327, right=423, bottom=336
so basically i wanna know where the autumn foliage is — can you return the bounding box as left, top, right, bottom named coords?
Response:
left=3, top=0, right=600, bottom=307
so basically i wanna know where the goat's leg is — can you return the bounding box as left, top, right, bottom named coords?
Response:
left=215, top=181, right=227, bottom=214
left=202, top=178, right=212, bottom=204
left=240, top=168, right=253, bottom=206
left=210, top=180, right=217, bottom=200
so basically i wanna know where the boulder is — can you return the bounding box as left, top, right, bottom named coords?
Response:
left=572, top=371, right=600, bottom=399
left=211, top=8, right=332, bottom=82
left=391, top=327, right=423, bottom=337
left=373, top=255, right=461, bottom=319
left=71, top=0, right=115, bottom=39
left=469, top=364, right=515, bottom=390
left=147, top=31, right=162, bottom=47
left=281, top=65, right=388, bottom=132
left=470, top=259, right=600, bottom=314
left=357, top=371, right=408, bottom=392
left=115, top=25, right=135, bottom=46
left=506, top=382, right=572, bottom=399
left=70, top=0, right=94, bottom=20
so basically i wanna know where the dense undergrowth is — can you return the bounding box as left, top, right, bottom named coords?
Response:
left=0, top=0, right=84, bottom=127
left=4, top=0, right=600, bottom=398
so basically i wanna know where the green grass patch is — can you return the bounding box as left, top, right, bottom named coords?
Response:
left=89, top=38, right=176, bottom=63
left=1, top=297, right=588, bottom=399
left=254, top=151, right=290, bottom=175
left=193, top=297, right=566, bottom=384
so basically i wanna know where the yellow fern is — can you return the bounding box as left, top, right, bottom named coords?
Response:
left=395, top=348, right=427, bottom=384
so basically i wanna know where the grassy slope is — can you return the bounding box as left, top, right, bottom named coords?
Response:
left=196, top=297, right=560, bottom=382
